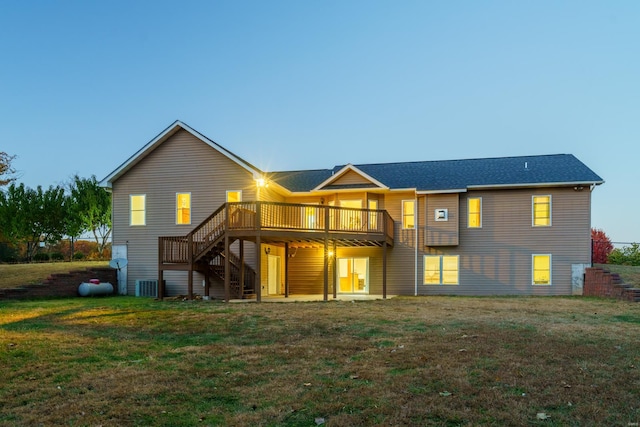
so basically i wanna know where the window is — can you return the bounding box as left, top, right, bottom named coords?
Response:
left=227, top=190, right=242, bottom=203
left=402, top=200, right=415, bottom=229
left=532, top=254, right=551, bottom=285
left=368, top=199, right=378, bottom=230
left=424, top=255, right=459, bottom=285
left=176, top=193, right=191, bottom=224
left=532, top=195, right=551, bottom=226
left=468, top=198, right=482, bottom=228
left=130, top=195, right=146, bottom=226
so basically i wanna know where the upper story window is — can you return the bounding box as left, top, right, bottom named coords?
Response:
left=532, top=195, right=551, bottom=227
left=402, top=200, right=415, bottom=229
left=176, top=193, right=191, bottom=225
left=227, top=190, right=242, bottom=203
left=468, top=197, right=482, bottom=228
left=130, top=194, right=146, bottom=226
left=424, top=255, right=459, bottom=285
left=532, top=254, right=551, bottom=285
left=368, top=199, right=378, bottom=230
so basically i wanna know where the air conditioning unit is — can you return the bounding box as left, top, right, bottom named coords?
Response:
left=135, top=279, right=159, bottom=297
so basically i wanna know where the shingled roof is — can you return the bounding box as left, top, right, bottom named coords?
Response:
left=270, top=154, right=603, bottom=193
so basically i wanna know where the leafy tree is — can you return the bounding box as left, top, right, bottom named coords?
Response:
left=608, top=243, right=640, bottom=266
left=591, top=228, right=613, bottom=264
left=0, top=183, right=67, bottom=261
left=0, top=151, right=16, bottom=186
left=68, top=175, right=111, bottom=258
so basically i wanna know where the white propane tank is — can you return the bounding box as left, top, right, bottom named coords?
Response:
left=78, top=278, right=114, bottom=297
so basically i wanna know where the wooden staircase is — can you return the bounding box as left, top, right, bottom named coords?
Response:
left=159, top=203, right=257, bottom=300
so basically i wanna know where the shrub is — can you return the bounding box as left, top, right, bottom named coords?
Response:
left=50, top=252, right=65, bottom=261
left=33, top=253, right=50, bottom=262
left=608, top=243, right=640, bottom=266
left=73, top=251, right=84, bottom=260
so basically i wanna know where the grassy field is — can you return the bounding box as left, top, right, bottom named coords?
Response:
left=596, top=263, right=640, bottom=286
left=1, top=296, right=639, bottom=426
left=0, top=261, right=109, bottom=289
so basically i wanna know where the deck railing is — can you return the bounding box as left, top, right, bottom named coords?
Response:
left=159, top=201, right=395, bottom=264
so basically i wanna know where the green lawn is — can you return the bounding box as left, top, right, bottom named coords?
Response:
left=1, top=296, right=639, bottom=426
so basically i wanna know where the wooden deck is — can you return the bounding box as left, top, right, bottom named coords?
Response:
left=158, top=201, right=395, bottom=301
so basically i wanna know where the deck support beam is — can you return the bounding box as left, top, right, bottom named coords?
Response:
left=285, top=242, right=290, bottom=298
left=383, top=241, right=388, bottom=299
left=323, top=238, right=329, bottom=301
left=224, top=234, right=230, bottom=302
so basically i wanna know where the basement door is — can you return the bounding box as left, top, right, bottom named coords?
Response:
left=337, top=257, right=369, bottom=294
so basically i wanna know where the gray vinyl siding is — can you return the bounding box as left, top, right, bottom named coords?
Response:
left=425, top=193, right=459, bottom=246
left=419, top=187, right=592, bottom=296
left=112, top=129, right=259, bottom=296
left=331, top=170, right=373, bottom=186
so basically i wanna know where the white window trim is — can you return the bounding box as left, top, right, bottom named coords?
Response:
left=226, top=190, right=243, bottom=203
left=423, top=255, right=459, bottom=285
left=402, top=199, right=416, bottom=229
left=176, top=192, right=191, bottom=225
left=468, top=197, right=482, bottom=228
left=130, top=194, right=146, bottom=226
left=532, top=195, right=552, bottom=227
left=532, top=254, right=552, bottom=286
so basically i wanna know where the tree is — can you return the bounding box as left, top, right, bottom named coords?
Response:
left=591, top=228, right=613, bottom=264
left=608, top=243, right=640, bottom=266
left=68, top=175, right=111, bottom=258
left=0, top=151, right=16, bottom=186
left=0, top=183, right=67, bottom=261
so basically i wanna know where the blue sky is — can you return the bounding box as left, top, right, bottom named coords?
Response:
left=1, top=1, right=638, bottom=243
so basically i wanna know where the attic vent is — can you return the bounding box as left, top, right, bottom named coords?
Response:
left=435, top=208, right=448, bottom=221
left=135, top=279, right=159, bottom=297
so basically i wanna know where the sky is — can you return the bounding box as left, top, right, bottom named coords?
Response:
left=1, top=1, right=638, bottom=244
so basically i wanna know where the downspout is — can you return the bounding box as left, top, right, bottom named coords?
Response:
left=415, top=194, right=418, bottom=296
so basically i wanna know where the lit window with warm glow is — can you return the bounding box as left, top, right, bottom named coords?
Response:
left=424, top=255, right=459, bottom=285
left=468, top=197, right=482, bottom=228
left=368, top=199, right=378, bottom=230
left=227, top=191, right=242, bottom=203
left=130, top=194, right=146, bottom=226
left=176, top=193, right=191, bottom=225
left=533, top=195, right=551, bottom=226
left=402, top=200, right=415, bottom=229
left=532, top=254, right=551, bottom=285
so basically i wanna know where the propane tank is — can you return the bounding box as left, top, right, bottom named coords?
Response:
left=78, top=279, right=114, bottom=297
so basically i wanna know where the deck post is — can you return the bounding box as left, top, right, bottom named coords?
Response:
left=188, top=233, right=193, bottom=300
left=158, top=237, right=164, bottom=300
left=284, top=242, right=289, bottom=298
left=224, top=203, right=230, bottom=302
left=256, top=202, right=262, bottom=302
left=239, top=238, right=245, bottom=295
left=332, top=241, right=337, bottom=299
left=204, top=270, right=210, bottom=299
left=383, top=241, right=388, bottom=299
left=323, top=238, right=329, bottom=301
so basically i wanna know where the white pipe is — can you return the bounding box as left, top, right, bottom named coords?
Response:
left=415, top=196, right=418, bottom=296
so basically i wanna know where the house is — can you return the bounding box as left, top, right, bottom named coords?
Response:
left=100, top=120, right=604, bottom=301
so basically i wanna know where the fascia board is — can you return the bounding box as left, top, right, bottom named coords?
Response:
left=417, top=188, right=467, bottom=194
left=466, top=180, right=604, bottom=190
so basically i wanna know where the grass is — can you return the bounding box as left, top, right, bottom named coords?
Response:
left=1, top=295, right=639, bottom=426
left=596, top=263, right=640, bottom=286
left=0, top=261, right=109, bottom=289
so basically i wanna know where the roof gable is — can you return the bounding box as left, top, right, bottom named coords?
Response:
left=100, top=120, right=263, bottom=188
left=312, top=164, right=389, bottom=192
